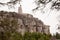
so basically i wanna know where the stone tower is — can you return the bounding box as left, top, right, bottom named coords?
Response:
left=18, top=5, right=22, bottom=14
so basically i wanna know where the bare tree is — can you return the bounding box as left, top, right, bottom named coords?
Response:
left=33, top=0, right=60, bottom=11
left=0, top=0, right=21, bottom=9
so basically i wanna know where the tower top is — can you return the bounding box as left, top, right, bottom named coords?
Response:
left=18, top=5, right=22, bottom=14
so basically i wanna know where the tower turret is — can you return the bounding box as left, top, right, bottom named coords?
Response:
left=18, top=5, right=22, bottom=14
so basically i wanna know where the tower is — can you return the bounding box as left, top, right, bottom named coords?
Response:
left=18, top=5, right=22, bottom=14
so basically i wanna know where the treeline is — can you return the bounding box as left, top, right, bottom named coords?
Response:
left=1, top=32, right=60, bottom=40
left=0, top=32, right=52, bottom=40
left=53, top=32, right=60, bottom=39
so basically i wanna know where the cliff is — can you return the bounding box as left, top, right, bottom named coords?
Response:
left=0, top=11, right=50, bottom=34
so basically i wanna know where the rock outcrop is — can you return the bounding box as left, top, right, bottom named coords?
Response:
left=0, top=11, right=50, bottom=34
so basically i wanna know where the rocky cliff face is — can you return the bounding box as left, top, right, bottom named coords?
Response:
left=0, top=11, right=50, bottom=34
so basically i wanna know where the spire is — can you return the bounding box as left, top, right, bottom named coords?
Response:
left=18, top=5, right=22, bottom=14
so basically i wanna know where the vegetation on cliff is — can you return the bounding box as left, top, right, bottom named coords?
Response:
left=0, top=11, right=52, bottom=40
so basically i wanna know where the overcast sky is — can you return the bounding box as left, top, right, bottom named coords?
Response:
left=0, top=0, right=60, bottom=34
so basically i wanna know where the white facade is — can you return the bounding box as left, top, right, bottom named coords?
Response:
left=18, top=5, right=22, bottom=14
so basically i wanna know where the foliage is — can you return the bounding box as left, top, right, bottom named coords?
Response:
left=0, top=15, right=19, bottom=40
left=53, top=32, right=60, bottom=39
left=0, top=31, right=52, bottom=40
left=23, top=32, right=51, bottom=40
left=33, top=0, right=60, bottom=11
left=0, top=0, right=21, bottom=9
